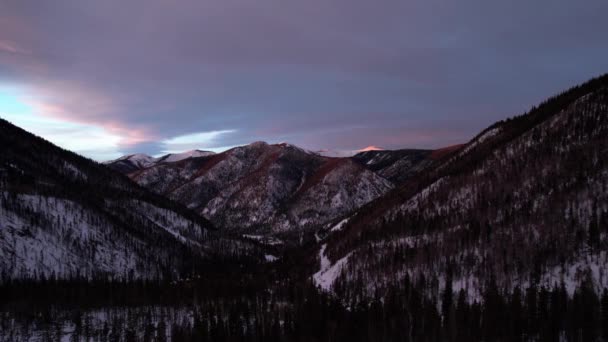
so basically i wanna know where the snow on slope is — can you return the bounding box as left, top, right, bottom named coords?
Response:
left=104, top=150, right=216, bottom=174
left=159, top=150, right=215, bottom=163
left=352, top=148, right=435, bottom=184
left=458, top=127, right=501, bottom=157
left=0, top=118, right=222, bottom=281
left=0, top=190, right=215, bottom=280
left=0, top=194, right=139, bottom=279
left=313, top=244, right=352, bottom=291
left=314, top=149, right=358, bottom=158
left=323, top=81, right=608, bottom=300
left=107, top=154, right=158, bottom=168
left=122, top=142, right=393, bottom=235
left=110, top=199, right=207, bottom=246
left=330, top=217, right=350, bottom=232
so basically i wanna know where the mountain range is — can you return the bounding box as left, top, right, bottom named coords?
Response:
left=1, top=74, right=607, bottom=303
left=105, top=142, right=442, bottom=238
left=0, top=121, right=258, bottom=280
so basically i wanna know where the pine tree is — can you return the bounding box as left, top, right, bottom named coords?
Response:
left=156, top=320, right=168, bottom=342
left=455, top=289, right=470, bottom=342
left=441, top=266, right=455, bottom=341
left=588, top=212, right=600, bottom=249
left=602, top=288, right=608, bottom=342
left=509, top=286, right=524, bottom=342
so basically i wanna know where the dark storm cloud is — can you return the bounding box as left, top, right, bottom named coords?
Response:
left=1, top=0, right=607, bottom=159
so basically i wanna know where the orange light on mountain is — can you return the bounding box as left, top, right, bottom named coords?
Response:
left=358, top=146, right=383, bottom=152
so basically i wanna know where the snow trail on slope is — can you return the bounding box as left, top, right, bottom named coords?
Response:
left=313, top=244, right=351, bottom=291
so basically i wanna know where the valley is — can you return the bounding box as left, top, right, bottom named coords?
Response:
left=1, top=74, right=608, bottom=341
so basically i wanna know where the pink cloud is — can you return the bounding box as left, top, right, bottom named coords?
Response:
left=23, top=85, right=156, bottom=148
left=0, top=40, right=23, bottom=54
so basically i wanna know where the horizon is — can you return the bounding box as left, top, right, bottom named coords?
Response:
left=1, top=0, right=607, bottom=161
left=105, top=141, right=405, bottom=162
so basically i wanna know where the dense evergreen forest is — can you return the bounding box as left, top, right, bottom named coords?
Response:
left=1, top=275, right=608, bottom=341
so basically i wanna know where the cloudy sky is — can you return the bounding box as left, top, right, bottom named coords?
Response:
left=1, top=0, right=607, bottom=160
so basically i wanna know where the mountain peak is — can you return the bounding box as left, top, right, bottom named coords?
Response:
left=109, top=153, right=158, bottom=168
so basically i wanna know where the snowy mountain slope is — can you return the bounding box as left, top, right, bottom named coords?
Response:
left=0, top=118, right=216, bottom=280
left=112, top=142, right=393, bottom=235
left=352, top=148, right=435, bottom=184
left=104, top=150, right=216, bottom=174
left=315, top=74, right=608, bottom=300
left=157, top=150, right=216, bottom=163
left=103, top=154, right=158, bottom=173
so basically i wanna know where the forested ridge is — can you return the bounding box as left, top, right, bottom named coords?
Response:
left=320, top=74, right=608, bottom=302
left=0, top=118, right=267, bottom=281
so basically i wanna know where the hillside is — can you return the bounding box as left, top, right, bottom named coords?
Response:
left=0, top=119, right=216, bottom=280
left=108, top=142, right=394, bottom=235
left=352, top=148, right=434, bottom=184
left=313, top=74, right=608, bottom=302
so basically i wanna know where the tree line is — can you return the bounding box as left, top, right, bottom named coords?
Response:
left=2, top=275, right=608, bottom=341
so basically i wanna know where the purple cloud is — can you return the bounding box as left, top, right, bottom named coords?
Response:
left=1, top=0, right=607, bottom=159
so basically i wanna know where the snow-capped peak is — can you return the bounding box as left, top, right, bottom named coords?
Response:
left=104, top=150, right=216, bottom=170
left=125, top=153, right=155, bottom=161
left=103, top=153, right=158, bottom=168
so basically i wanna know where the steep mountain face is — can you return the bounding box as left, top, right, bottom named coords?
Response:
left=314, top=75, right=608, bottom=301
left=0, top=119, right=215, bottom=280
left=110, top=142, right=393, bottom=234
left=352, top=148, right=435, bottom=184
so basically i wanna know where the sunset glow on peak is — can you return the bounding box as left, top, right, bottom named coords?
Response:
left=358, top=146, right=384, bottom=152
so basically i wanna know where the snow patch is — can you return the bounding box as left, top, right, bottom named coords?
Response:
left=264, top=254, right=278, bottom=262
left=313, top=244, right=351, bottom=291
left=459, top=127, right=501, bottom=157
left=161, top=150, right=215, bottom=163
left=242, top=234, right=283, bottom=246
left=329, top=217, right=349, bottom=232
